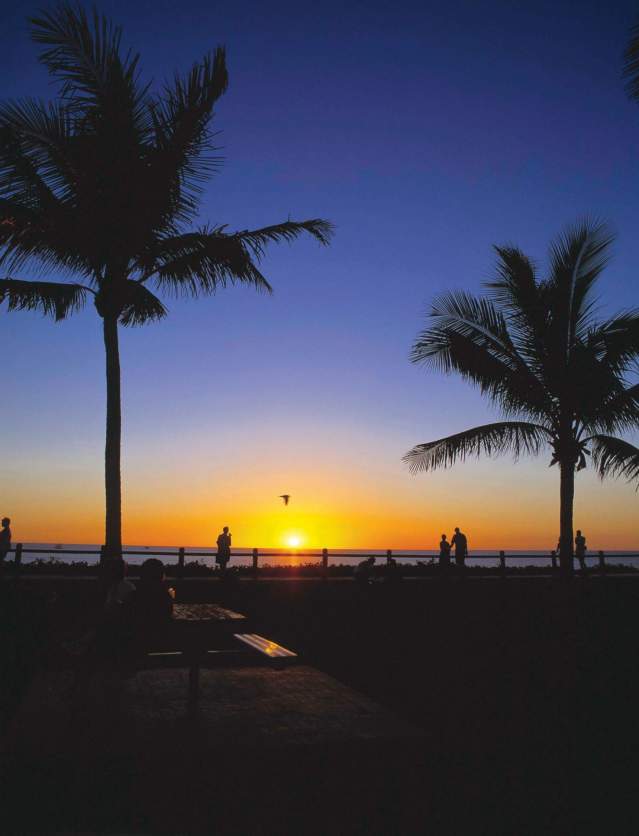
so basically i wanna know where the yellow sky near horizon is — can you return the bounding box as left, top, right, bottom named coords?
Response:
left=6, top=452, right=638, bottom=550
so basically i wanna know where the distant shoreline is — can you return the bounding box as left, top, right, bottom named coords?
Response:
left=11, top=542, right=639, bottom=554
left=4, top=542, right=638, bottom=573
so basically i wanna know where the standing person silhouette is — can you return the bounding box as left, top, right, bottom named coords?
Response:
left=575, top=530, right=587, bottom=574
left=216, top=526, right=232, bottom=575
left=0, top=517, right=11, bottom=568
left=439, top=534, right=451, bottom=575
left=451, top=527, right=468, bottom=573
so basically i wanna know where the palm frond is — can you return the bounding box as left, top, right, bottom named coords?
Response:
left=413, top=291, right=517, bottom=366
left=562, top=312, right=639, bottom=433
left=119, top=282, right=167, bottom=326
left=147, top=49, right=228, bottom=220
left=0, top=98, right=76, bottom=198
left=30, top=3, right=150, bottom=148
left=547, top=218, right=614, bottom=352
left=589, top=434, right=639, bottom=487
left=0, top=277, right=87, bottom=320
left=137, top=228, right=270, bottom=296
left=570, top=347, right=639, bottom=434
left=234, top=219, right=335, bottom=259
left=0, top=200, right=39, bottom=238
left=486, top=246, right=539, bottom=314
left=30, top=4, right=139, bottom=108
left=485, top=245, right=549, bottom=367
left=623, top=20, right=639, bottom=103
left=0, top=119, right=61, bottom=210
left=585, top=310, right=639, bottom=372
left=412, top=290, right=551, bottom=419
left=403, top=421, right=552, bottom=474
left=588, top=384, right=639, bottom=433
left=0, top=193, right=94, bottom=279
left=138, top=220, right=333, bottom=297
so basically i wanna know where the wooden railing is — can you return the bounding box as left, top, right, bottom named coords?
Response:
left=3, top=544, right=639, bottom=579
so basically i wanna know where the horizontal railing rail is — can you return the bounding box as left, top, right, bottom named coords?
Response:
left=7, top=547, right=639, bottom=557
left=2, top=544, right=639, bottom=579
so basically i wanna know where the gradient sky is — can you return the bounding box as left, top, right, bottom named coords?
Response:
left=2, top=0, right=639, bottom=549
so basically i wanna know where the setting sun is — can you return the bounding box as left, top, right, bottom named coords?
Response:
left=285, top=534, right=302, bottom=548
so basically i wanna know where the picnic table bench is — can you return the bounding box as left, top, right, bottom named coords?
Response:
left=233, top=632, right=298, bottom=659
left=142, top=602, right=298, bottom=710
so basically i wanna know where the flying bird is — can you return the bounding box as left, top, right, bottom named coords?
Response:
left=279, top=494, right=290, bottom=506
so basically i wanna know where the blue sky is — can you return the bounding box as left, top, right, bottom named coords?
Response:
left=2, top=0, right=639, bottom=546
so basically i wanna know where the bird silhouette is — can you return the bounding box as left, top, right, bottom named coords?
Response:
left=279, top=494, right=290, bottom=506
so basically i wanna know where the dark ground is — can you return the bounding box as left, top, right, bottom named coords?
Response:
left=1, top=575, right=638, bottom=834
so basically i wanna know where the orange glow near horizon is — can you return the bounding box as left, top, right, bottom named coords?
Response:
left=6, top=451, right=639, bottom=551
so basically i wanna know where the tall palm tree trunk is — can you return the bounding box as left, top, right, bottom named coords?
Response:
left=103, top=315, right=122, bottom=560
left=559, top=460, right=575, bottom=576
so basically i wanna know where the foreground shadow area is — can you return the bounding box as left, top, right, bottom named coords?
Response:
left=2, top=577, right=638, bottom=834
left=3, top=665, right=432, bottom=835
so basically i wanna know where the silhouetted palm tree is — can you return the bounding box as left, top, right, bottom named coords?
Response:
left=623, top=19, right=639, bottom=102
left=0, top=6, right=332, bottom=559
left=404, top=221, right=639, bottom=574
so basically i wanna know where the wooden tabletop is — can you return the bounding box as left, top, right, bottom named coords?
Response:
left=172, top=603, right=246, bottom=622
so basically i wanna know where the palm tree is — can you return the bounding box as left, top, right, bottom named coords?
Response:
left=0, top=5, right=332, bottom=560
left=623, top=19, right=639, bottom=102
left=404, top=221, right=639, bottom=574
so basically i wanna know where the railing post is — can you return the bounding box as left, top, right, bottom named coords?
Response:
left=322, top=548, right=328, bottom=579
left=386, top=549, right=392, bottom=566
left=499, top=550, right=506, bottom=577
left=178, top=547, right=185, bottom=579
left=598, top=550, right=606, bottom=575
left=14, top=543, right=22, bottom=577
left=99, top=545, right=106, bottom=566
left=252, top=548, right=259, bottom=579
left=551, top=550, right=558, bottom=572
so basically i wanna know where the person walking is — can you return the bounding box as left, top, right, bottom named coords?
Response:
left=451, top=527, right=468, bottom=573
left=439, top=533, right=451, bottom=575
left=0, top=517, right=11, bottom=568
left=216, top=526, right=232, bottom=575
left=575, top=530, right=587, bottom=574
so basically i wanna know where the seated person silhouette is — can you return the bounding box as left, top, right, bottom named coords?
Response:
left=94, top=559, right=139, bottom=661
left=132, top=558, right=175, bottom=649
left=114, top=557, right=175, bottom=656
left=104, top=558, right=136, bottom=614
left=64, top=559, right=136, bottom=660
left=354, top=556, right=376, bottom=584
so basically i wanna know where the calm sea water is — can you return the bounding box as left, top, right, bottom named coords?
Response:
left=16, top=543, right=639, bottom=568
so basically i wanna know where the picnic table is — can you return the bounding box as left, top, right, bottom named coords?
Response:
left=172, top=603, right=246, bottom=623
left=143, top=601, right=298, bottom=710
left=169, top=603, right=249, bottom=657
